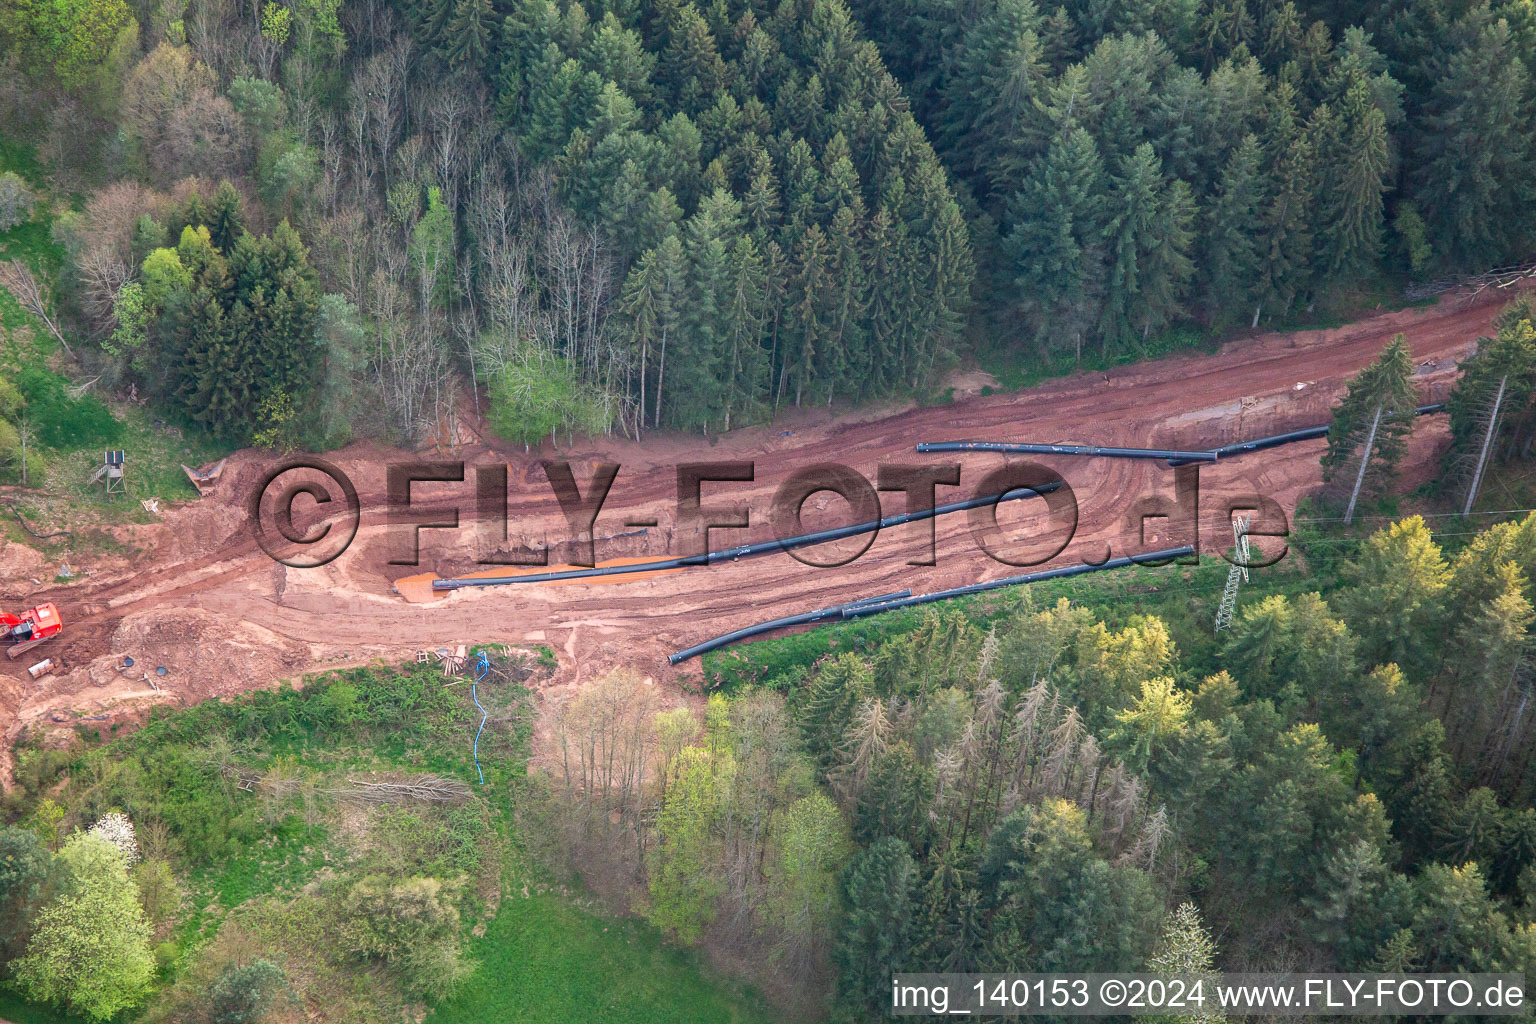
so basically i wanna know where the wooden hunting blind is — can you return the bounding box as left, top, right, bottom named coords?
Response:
left=88, top=450, right=126, bottom=495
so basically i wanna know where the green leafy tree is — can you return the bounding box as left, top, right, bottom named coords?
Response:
left=0, top=825, right=58, bottom=962
left=410, top=186, right=455, bottom=309
left=336, top=875, right=469, bottom=997
left=0, top=172, right=32, bottom=232
left=763, top=791, right=849, bottom=968
left=486, top=350, right=609, bottom=446
left=0, top=0, right=135, bottom=94
left=107, top=281, right=149, bottom=367
left=648, top=746, right=730, bottom=943
left=14, top=834, right=154, bottom=1021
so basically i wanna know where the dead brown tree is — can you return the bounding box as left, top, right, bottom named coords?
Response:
left=0, top=260, right=72, bottom=356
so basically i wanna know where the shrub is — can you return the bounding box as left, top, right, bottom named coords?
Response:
left=337, top=875, right=471, bottom=997
left=207, top=958, right=288, bottom=1024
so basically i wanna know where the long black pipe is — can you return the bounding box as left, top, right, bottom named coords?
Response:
left=433, top=480, right=1064, bottom=590
left=917, top=441, right=1219, bottom=462
left=665, top=590, right=912, bottom=664
left=668, top=545, right=1195, bottom=663
left=1167, top=403, right=1448, bottom=466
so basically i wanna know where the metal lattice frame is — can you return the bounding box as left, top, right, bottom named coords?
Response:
left=1215, top=514, right=1252, bottom=633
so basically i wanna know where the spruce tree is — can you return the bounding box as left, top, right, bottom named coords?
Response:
left=1200, top=133, right=1265, bottom=322
left=1411, top=18, right=1534, bottom=268
left=789, top=223, right=830, bottom=406
left=1318, top=76, right=1390, bottom=280
left=1446, top=305, right=1536, bottom=468
left=1098, top=143, right=1189, bottom=349
left=442, top=0, right=495, bottom=72
left=1322, top=334, right=1417, bottom=495
left=833, top=837, right=920, bottom=1017
left=1006, top=124, right=1103, bottom=357
left=722, top=234, right=769, bottom=429
left=1143, top=902, right=1225, bottom=1024
left=206, top=181, right=246, bottom=254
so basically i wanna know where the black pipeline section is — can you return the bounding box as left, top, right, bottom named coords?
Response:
left=432, top=480, right=1065, bottom=590
left=917, top=441, right=1219, bottom=462
left=664, top=590, right=913, bottom=665
left=1166, top=403, right=1447, bottom=465
left=922, top=404, right=1451, bottom=469
left=668, top=545, right=1195, bottom=663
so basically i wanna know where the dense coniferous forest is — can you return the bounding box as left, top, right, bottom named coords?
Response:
left=854, top=0, right=1536, bottom=350
left=2, top=0, right=1533, bottom=443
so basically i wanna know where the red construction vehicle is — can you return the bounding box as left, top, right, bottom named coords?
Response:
left=2, top=603, right=63, bottom=659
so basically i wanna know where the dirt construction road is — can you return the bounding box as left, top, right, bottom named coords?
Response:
left=0, top=292, right=1517, bottom=767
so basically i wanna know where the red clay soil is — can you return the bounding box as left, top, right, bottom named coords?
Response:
left=0, top=290, right=1518, bottom=772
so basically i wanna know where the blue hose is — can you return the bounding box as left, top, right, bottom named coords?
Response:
left=471, top=651, right=490, bottom=785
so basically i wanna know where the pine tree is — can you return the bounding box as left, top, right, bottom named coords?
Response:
left=1441, top=561, right=1533, bottom=769
left=722, top=234, right=769, bottom=429
left=823, top=203, right=868, bottom=400
left=672, top=189, right=738, bottom=429
left=1134, top=176, right=1195, bottom=340
left=1336, top=516, right=1449, bottom=675
left=798, top=653, right=875, bottom=772
left=1303, top=838, right=1401, bottom=966
left=621, top=232, right=687, bottom=430
left=936, top=0, right=1046, bottom=183
left=742, top=150, right=782, bottom=234
left=662, top=3, right=727, bottom=114
left=788, top=223, right=830, bottom=406
left=1097, top=144, right=1190, bottom=349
